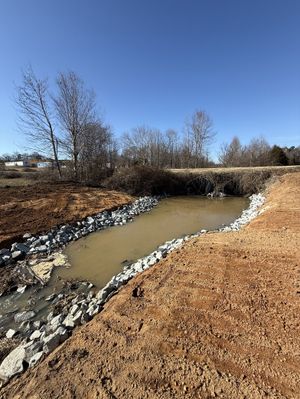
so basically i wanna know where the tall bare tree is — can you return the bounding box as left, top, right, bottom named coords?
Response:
left=219, top=136, right=243, bottom=166
left=55, top=71, right=96, bottom=180
left=184, top=110, right=215, bottom=167
left=16, top=67, right=62, bottom=177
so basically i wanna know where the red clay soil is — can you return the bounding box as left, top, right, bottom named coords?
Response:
left=2, top=173, right=300, bottom=398
left=0, top=182, right=133, bottom=249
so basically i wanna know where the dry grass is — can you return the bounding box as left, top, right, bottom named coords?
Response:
left=169, top=165, right=300, bottom=174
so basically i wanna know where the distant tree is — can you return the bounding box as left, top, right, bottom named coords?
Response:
left=283, top=146, right=300, bottom=165
left=79, top=121, right=114, bottom=182
left=55, top=71, right=96, bottom=180
left=219, top=136, right=243, bottom=166
left=269, top=145, right=289, bottom=166
left=184, top=110, right=215, bottom=167
left=244, top=137, right=271, bottom=166
left=16, top=67, right=62, bottom=177
left=165, top=129, right=178, bottom=168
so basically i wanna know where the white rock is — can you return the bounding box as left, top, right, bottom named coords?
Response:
left=16, top=285, right=27, bottom=294
left=0, top=346, right=26, bottom=381
left=30, top=330, right=42, bottom=340
left=6, top=329, right=17, bottom=339
left=29, top=351, right=44, bottom=368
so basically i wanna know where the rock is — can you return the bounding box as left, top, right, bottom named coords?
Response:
left=14, top=311, right=35, bottom=324
left=6, top=329, right=17, bottom=339
left=43, top=327, right=68, bottom=354
left=45, top=293, right=56, bottom=301
left=36, top=245, right=47, bottom=253
left=30, top=330, right=42, bottom=340
left=0, top=345, right=26, bottom=381
left=81, top=311, right=90, bottom=323
left=16, top=285, right=27, bottom=294
left=11, top=251, right=24, bottom=261
left=63, top=314, right=75, bottom=329
left=15, top=243, right=29, bottom=254
left=40, top=235, right=49, bottom=243
left=29, top=351, right=43, bottom=368
left=23, top=233, right=31, bottom=239
left=47, top=311, right=54, bottom=323
left=72, top=311, right=83, bottom=327
left=69, top=304, right=79, bottom=315
left=33, top=320, right=42, bottom=329
left=2, top=254, right=11, bottom=263
left=23, top=340, right=43, bottom=361
left=50, top=314, right=63, bottom=330
left=43, top=332, right=60, bottom=354
left=0, top=248, right=9, bottom=256
left=87, top=216, right=94, bottom=224
left=31, top=239, right=41, bottom=248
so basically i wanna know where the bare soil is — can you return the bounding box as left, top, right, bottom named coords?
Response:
left=0, top=182, right=133, bottom=249
left=2, top=173, right=300, bottom=398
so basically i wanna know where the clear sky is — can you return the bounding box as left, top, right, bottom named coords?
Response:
left=0, top=0, right=299, bottom=157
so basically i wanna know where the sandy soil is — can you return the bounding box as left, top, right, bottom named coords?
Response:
left=0, top=182, right=133, bottom=249
left=1, top=173, right=300, bottom=398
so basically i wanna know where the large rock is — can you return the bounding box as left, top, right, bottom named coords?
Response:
left=0, top=346, right=26, bottom=381
left=50, top=314, right=63, bottom=331
left=0, top=248, right=9, bottom=256
left=14, top=243, right=29, bottom=254
left=11, top=251, right=24, bottom=261
left=43, top=327, right=68, bottom=354
left=6, top=329, right=17, bottom=339
left=14, top=311, right=35, bottom=324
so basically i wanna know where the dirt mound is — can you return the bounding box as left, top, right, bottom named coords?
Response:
left=0, top=182, right=133, bottom=249
left=2, top=173, right=300, bottom=398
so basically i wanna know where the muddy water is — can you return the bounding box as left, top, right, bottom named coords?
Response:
left=62, top=196, right=248, bottom=288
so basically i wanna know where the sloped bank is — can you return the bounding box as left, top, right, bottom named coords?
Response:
left=0, top=193, right=264, bottom=384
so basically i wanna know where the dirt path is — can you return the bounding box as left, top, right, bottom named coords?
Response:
left=0, top=183, right=133, bottom=249
left=2, top=173, right=300, bottom=398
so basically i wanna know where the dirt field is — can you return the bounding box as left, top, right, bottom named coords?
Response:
left=0, top=182, right=133, bottom=249
left=1, top=173, right=299, bottom=398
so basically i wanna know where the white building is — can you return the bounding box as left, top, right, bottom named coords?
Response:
left=4, top=160, right=30, bottom=167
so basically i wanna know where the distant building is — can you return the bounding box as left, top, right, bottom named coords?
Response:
left=4, top=160, right=30, bottom=167
left=36, top=161, right=52, bottom=168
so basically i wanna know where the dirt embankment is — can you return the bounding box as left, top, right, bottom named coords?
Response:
left=0, top=182, right=133, bottom=249
left=2, top=173, right=300, bottom=398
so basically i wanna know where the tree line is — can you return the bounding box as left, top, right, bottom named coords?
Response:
left=5, top=67, right=299, bottom=182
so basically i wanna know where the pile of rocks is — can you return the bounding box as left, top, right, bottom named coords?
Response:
left=219, top=193, right=265, bottom=232
left=0, top=197, right=158, bottom=268
left=0, top=194, right=265, bottom=383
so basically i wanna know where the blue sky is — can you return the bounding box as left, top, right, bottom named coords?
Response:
left=0, top=0, right=299, bottom=157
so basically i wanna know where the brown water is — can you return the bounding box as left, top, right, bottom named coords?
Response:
left=62, top=196, right=248, bottom=288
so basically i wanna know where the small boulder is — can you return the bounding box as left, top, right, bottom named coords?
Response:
left=15, top=243, right=29, bottom=254
left=14, top=311, right=36, bottom=324
left=6, top=329, right=17, bottom=339
left=29, top=351, right=43, bottom=368
left=11, top=251, right=24, bottom=261
left=0, top=346, right=26, bottom=381
left=16, top=285, right=27, bottom=294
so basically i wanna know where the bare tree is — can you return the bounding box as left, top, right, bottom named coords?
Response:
left=219, top=136, right=243, bottom=166
left=16, top=67, right=62, bottom=177
left=79, top=121, right=114, bottom=181
left=184, top=110, right=215, bottom=167
left=55, top=71, right=96, bottom=180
